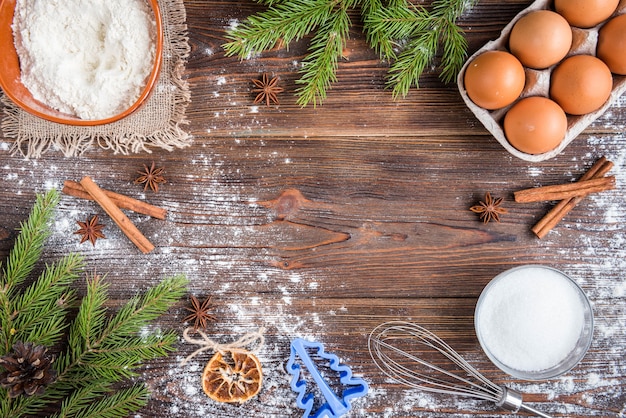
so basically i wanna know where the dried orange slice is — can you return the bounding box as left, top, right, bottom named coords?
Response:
left=202, top=350, right=263, bottom=403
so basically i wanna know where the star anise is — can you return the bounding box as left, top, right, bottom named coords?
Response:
left=74, top=215, right=106, bottom=246
left=251, top=73, right=284, bottom=106
left=470, top=192, right=507, bottom=223
left=183, top=295, right=216, bottom=330
left=135, top=161, right=166, bottom=192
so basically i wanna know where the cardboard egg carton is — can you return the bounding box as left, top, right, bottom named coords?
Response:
left=458, top=0, right=626, bottom=162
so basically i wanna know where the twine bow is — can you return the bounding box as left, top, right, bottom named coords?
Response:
left=180, top=327, right=265, bottom=366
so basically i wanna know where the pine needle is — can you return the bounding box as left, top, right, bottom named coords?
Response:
left=57, top=274, right=187, bottom=383
left=0, top=191, right=85, bottom=354
left=223, top=0, right=336, bottom=58
left=51, top=382, right=110, bottom=418
left=295, top=6, right=351, bottom=106
left=52, top=384, right=149, bottom=418
left=387, top=27, right=439, bottom=97
left=1, top=190, right=58, bottom=291
left=13, top=253, right=83, bottom=347
left=77, top=384, right=149, bottom=418
left=439, top=18, right=469, bottom=83
left=0, top=191, right=188, bottom=417
left=223, top=0, right=478, bottom=105
left=100, top=274, right=187, bottom=342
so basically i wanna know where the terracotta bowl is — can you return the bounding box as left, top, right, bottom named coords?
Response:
left=0, top=0, right=163, bottom=126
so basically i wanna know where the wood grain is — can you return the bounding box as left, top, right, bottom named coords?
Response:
left=0, top=0, right=625, bottom=416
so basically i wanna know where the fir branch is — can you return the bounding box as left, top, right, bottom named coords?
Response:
left=98, top=274, right=187, bottom=342
left=387, top=27, right=439, bottom=96
left=0, top=191, right=188, bottom=417
left=224, top=0, right=478, bottom=105
left=361, top=0, right=397, bottom=60
left=67, top=354, right=139, bottom=382
left=438, top=18, right=468, bottom=83
left=0, top=395, right=50, bottom=418
left=0, top=190, right=61, bottom=351
left=74, top=275, right=108, bottom=352
left=223, top=0, right=337, bottom=58
left=50, top=382, right=110, bottom=418
left=295, top=6, right=351, bottom=106
left=53, top=275, right=108, bottom=384
left=379, top=0, right=477, bottom=97
left=360, top=0, right=387, bottom=53
left=74, top=335, right=177, bottom=381
left=51, top=384, right=148, bottom=418
left=363, top=0, right=430, bottom=60
left=68, top=384, right=149, bottom=418
left=0, top=190, right=59, bottom=291
left=0, top=191, right=84, bottom=417
left=12, top=253, right=83, bottom=348
left=55, top=275, right=187, bottom=385
left=97, top=333, right=179, bottom=359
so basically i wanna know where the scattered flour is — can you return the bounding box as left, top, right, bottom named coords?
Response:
left=227, top=18, right=239, bottom=31
left=12, top=0, right=156, bottom=119
left=0, top=136, right=624, bottom=416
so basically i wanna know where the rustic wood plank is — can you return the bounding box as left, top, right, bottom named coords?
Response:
left=0, top=0, right=625, bottom=416
left=182, top=0, right=626, bottom=139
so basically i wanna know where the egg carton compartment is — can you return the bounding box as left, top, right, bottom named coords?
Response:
left=458, top=0, right=626, bottom=162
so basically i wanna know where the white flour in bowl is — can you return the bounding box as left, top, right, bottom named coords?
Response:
left=12, top=0, right=156, bottom=120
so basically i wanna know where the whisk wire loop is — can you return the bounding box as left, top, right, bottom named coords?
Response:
left=368, top=321, right=554, bottom=418
left=372, top=337, right=498, bottom=402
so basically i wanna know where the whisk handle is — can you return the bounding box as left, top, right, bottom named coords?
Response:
left=497, top=387, right=523, bottom=411
left=518, top=403, right=554, bottom=418
left=498, top=387, right=553, bottom=418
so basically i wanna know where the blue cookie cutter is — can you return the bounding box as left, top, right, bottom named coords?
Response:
left=286, top=338, right=368, bottom=418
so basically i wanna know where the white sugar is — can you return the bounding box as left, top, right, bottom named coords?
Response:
left=476, top=266, right=586, bottom=372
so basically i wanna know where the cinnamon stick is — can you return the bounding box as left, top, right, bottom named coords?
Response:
left=79, top=176, right=155, bottom=254
left=514, top=176, right=615, bottom=203
left=532, top=158, right=614, bottom=238
left=63, top=180, right=167, bottom=220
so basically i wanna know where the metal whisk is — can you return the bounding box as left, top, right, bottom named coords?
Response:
left=368, top=321, right=553, bottom=418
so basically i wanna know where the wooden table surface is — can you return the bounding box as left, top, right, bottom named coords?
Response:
left=1, top=0, right=625, bottom=416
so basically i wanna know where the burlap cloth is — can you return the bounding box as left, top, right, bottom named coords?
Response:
left=1, top=0, right=192, bottom=158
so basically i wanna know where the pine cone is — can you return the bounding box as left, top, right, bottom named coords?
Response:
left=0, top=341, right=57, bottom=397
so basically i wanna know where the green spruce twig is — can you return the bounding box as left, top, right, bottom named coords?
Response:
left=224, top=0, right=478, bottom=106
left=0, top=190, right=83, bottom=354
left=56, top=384, right=150, bottom=418
left=295, top=5, right=351, bottom=106
left=0, top=190, right=188, bottom=418
left=45, top=273, right=187, bottom=415
left=0, top=190, right=85, bottom=417
left=12, top=253, right=83, bottom=347
left=0, top=191, right=58, bottom=291
left=223, top=0, right=338, bottom=58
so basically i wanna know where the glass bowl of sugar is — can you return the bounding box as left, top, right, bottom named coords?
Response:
left=474, top=265, right=593, bottom=380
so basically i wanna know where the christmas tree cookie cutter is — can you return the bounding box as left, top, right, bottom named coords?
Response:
left=287, top=338, right=368, bottom=418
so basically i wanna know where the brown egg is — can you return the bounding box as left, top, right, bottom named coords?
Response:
left=464, top=51, right=525, bottom=110
left=597, top=14, right=626, bottom=75
left=555, top=0, right=620, bottom=28
left=504, top=97, right=568, bottom=154
left=509, top=10, right=572, bottom=69
left=550, top=55, right=613, bottom=115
